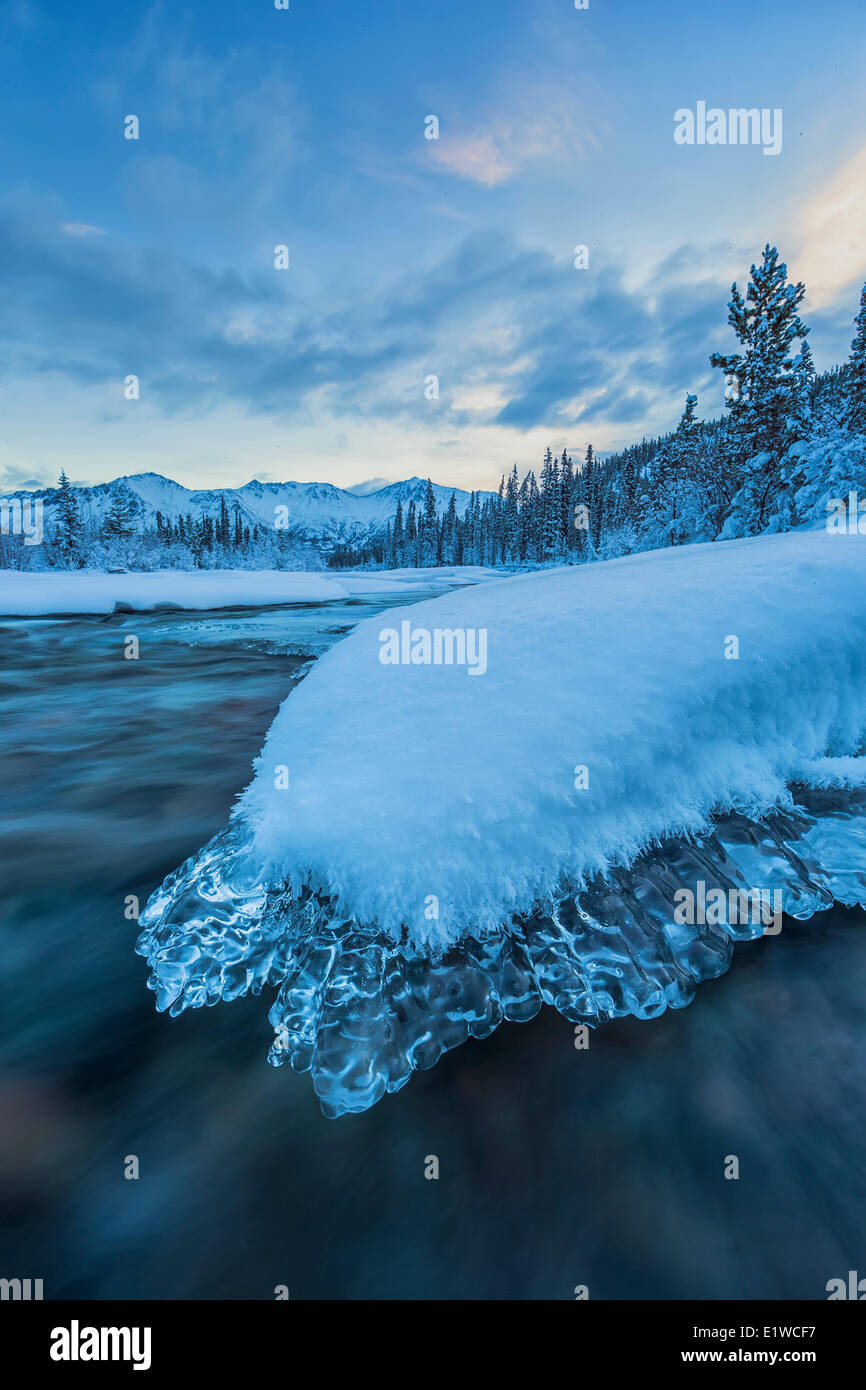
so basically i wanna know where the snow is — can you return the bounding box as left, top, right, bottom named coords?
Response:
left=238, top=530, right=866, bottom=949
left=0, top=566, right=499, bottom=616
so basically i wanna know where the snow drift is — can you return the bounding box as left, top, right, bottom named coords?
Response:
left=238, top=530, right=866, bottom=942
left=136, top=530, right=866, bottom=1114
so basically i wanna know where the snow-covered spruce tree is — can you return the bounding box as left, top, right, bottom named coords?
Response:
left=439, top=491, right=457, bottom=564
left=588, top=440, right=640, bottom=560
left=404, top=497, right=418, bottom=564
left=102, top=484, right=138, bottom=542
left=643, top=394, right=702, bottom=546
left=845, top=283, right=866, bottom=432
left=710, top=245, right=809, bottom=535
left=570, top=449, right=591, bottom=560
left=540, top=448, right=560, bottom=562
left=558, top=449, right=573, bottom=555
left=522, top=471, right=541, bottom=564
left=787, top=428, right=866, bottom=528
left=785, top=285, right=866, bottom=525
left=691, top=420, right=740, bottom=539
left=54, top=469, right=84, bottom=567
left=581, top=443, right=606, bottom=554
left=420, top=478, right=438, bottom=566
left=392, top=499, right=404, bottom=566
left=779, top=337, right=817, bottom=525
left=791, top=337, right=815, bottom=440
left=216, top=495, right=230, bottom=548
left=453, top=509, right=464, bottom=565
left=503, top=466, right=519, bottom=562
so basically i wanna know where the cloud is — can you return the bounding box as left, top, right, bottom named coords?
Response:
left=0, top=192, right=748, bottom=446
left=450, top=383, right=510, bottom=415
left=795, top=144, right=866, bottom=308
left=427, top=133, right=514, bottom=187
left=0, top=461, right=51, bottom=491
left=422, top=70, right=605, bottom=187
left=90, top=21, right=307, bottom=236
left=346, top=478, right=393, bottom=496
left=60, top=222, right=104, bottom=238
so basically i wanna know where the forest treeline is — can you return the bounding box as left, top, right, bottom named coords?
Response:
left=331, top=246, right=866, bottom=569
left=5, top=245, right=866, bottom=573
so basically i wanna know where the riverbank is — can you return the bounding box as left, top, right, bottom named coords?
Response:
left=0, top=566, right=502, bottom=617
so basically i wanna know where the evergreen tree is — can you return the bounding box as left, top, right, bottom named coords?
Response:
left=559, top=449, right=573, bottom=551
left=405, top=498, right=417, bottom=552
left=217, top=496, right=230, bottom=548
left=582, top=445, right=600, bottom=553
left=539, top=448, right=559, bottom=561
left=503, top=466, right=519, bottom=561
left=102, top=485, right=137, bottom=541
left=645, top=395, right=702, bottom=545
left=845, top=283, right=866, bottom=431
left=526, top=471, right=541, bottom=562
left=443, top=491, right=458, bottom=564
left=792, top=338, right=815, bottom=438
left=392, top=499, right=404, bottom=566
left=710, top=244, right=809, bottom=532
left=420, top=479, right=438, bottom=566
left=55, top=469, right=83, bottom=566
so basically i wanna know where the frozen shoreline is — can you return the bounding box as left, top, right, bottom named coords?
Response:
left=0, top=565, right=501, bottom=617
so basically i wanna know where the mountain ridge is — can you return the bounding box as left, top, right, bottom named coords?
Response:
left=10, top=472, right=495, bottom=549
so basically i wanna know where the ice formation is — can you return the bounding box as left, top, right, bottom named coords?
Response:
left=136, top=531, right=866, bottom=1115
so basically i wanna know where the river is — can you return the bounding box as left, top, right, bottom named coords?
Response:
left=1, top=593, right=864, bottom=1299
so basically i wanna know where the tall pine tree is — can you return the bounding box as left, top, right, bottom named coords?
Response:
left=845, top=283, right=866, bottom=432
left=55, top=470, right=83, bottom=566
left=710, top=245, right=809, bottom=533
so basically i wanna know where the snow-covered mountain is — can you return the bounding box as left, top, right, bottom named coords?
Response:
left=16, top=473, right=491, bottom=550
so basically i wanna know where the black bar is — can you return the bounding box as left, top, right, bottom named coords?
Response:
left=2, top=1300, right=862, bottom=1375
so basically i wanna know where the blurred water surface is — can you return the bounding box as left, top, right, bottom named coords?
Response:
left=1, top=596, right=864, bottom=1299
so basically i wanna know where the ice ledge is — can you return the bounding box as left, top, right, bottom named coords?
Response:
left=137, top=785, right=866, bottom=1116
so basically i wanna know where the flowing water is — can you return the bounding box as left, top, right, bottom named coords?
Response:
left=1, top=595, right=865, bottom=1299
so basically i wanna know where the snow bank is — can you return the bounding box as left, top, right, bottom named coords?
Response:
left=238, top=531, right=866, bottom=947
left=0, top=566, right=499, bottom=617
left=338, top=566, right=498, bottom=596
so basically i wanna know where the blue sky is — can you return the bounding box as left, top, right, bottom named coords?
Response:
left=1, top=0, right=865, bottom=493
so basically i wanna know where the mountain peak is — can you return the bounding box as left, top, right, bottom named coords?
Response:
left=30, top=471, right=494, bottom=549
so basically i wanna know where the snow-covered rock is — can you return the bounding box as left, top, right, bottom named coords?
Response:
left=136, top=529, right=866, bottom=1114
left=239, top=529, right=866, bottom=945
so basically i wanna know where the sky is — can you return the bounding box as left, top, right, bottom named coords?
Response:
left=1, top=0, right=865, bottom=495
